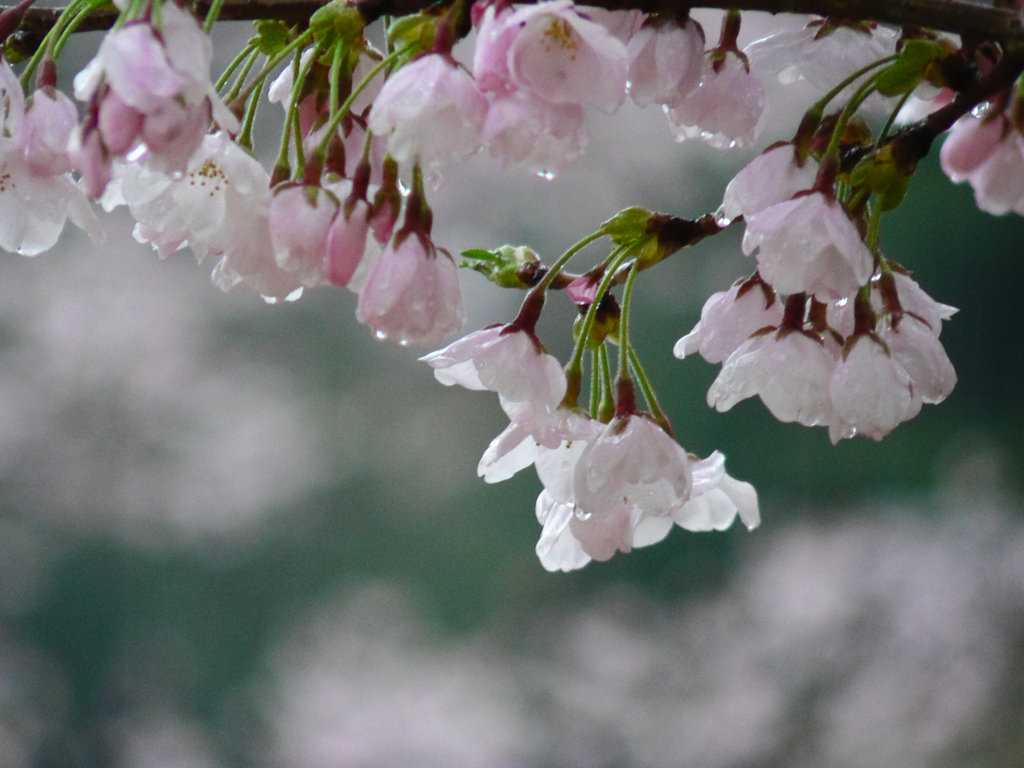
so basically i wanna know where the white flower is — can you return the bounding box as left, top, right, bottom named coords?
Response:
left=573, top=414, right=692, bottom=521
left=535, top=490, right=591, bottom=572
left=722, top=143, right=819, bottom=221
left=828, top=335, right=922, bottom=441
left=368, top=54, right=488, bottom=168
left=626, top=19, right=704, bottom=108
left=674, top=276, right=783, bottom=364
left=420, top=325, right=567, bottom=412
left=673, top=451, right=760, bottom=532
left=743, top=192, right=874, bottom=300
left=483, top=90, right=587, bottom=178
left=356, top=232, right=465, bottom=346
left=708, top=331, right=838, bottom=427
left=666, top=52, right=765, bottom=150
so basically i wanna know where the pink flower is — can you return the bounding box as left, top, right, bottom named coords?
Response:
left=420, top=325, right=567, bottom=411
left=535, top=490, right=591, bottom=572
left=721, top=143, right=818, bottom=221
left=269, top=183, right=339, bottom=287
left=880, top=316, right=956, bottom=405
left=474, top=0, right=628, bottom=113
left=828, top=335, right=922, bottom=441
left=666, top=51, right=765, bottom=149
left=940, top=114, right=1024, bottom=216
left=707, top=331, right=839, bottom=428
left=368, top=54, right=488, bottom=169
left=673, top=276, right=783, bottom=364
left=940, top=113, right=1006, bottom=183
left=483, top=90, right=587, bottom=178
left=326, top=199, right=374, bottom=288
left=356, top=232, right=465, bottom=346
left=626, top=19, right=704, bottom=108
left=20, top=87, right=77, bottom=176
left=72, top=2, right=236, bottom=185
left=743, top=192, right=874, bottom=300
left=573, top=414, right=692, bottom=521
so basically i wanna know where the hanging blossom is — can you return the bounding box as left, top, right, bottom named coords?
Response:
left=0, top=60, right=101, bottom=256
left=71, top=0, right=238, bottom=197
left=368, top=53, right=489, bottom=170
left=625, top=17, right=704, bottom=108
left=940, top=110, right=1024, bottom=216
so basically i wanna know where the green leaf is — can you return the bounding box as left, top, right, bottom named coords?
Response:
left=460, top=249, right=498, bottom=261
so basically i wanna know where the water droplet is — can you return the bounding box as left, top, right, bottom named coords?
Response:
left=713, top=205, right=732, bottom=228
left=375, top=330, right=387, bottom=340
left=573, top=505, right=591, bottom=521
left=399, top=338, right=410, bottom=347
left=285, top=287, right=304, bottom=302
left=535, top=170, right=555, bottom=180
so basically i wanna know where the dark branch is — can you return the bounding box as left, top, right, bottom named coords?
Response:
left=7, top=0, right=1024, bottom=45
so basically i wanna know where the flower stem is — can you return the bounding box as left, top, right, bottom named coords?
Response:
left=598, top=342, right=614, bottom=422
left=628, top=347, right=671, bottom=434
left=216, top=40, right=258, bottom=93
left=562, top=244, right=631, bottom=408
left=313, top=41, right=417, bottom=162
left=535, top=231, right=604, bottom=293
left=876, top=90, right=912, bottom=145
left=204, top=0, right=225, bottom=32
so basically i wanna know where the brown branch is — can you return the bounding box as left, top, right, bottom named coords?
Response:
left=6, top=0, right=1024, bottom=45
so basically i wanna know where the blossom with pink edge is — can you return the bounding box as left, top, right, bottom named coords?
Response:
left=420, top=324, right=567, bottom=411
left=828, top=335, right=922, bottom=441
left=939, top=113, right=1024, bottom=216
left=721, top=143, right=818, bottom=221
left=104, top=132, right=268, bottom=260
left=743, top=192, right=874, bottom=300
left=673, top=275, right=783, bottom=364
left=356, top=232, right=465, bottom=346
left=269, top=184, right=339, bottom=287
left=665, top=51, right=765, bottom=150
left=483, top=91, right=587, bottom=178
left=626, top=18, right=704, bottom=108
left=880, top=316, right=957, bottom=405
left=673, top=451, right=760, bottom=532
left=20, top=87, right=77, bottom=176
left=473, top=0, right=628, bottom=113
left=0, top=61, right=101, bottom=255
left=326, top=198, right=375, bottom=288
left=572, top=413, right=692, bottom=521
left=368, top=54, right=488, bottom=169
left=72, top=2, right=236, bottom=182
left=888, top=272, right=957, bottom=334
left=745, top=22, right=898, bottom=109
left=707, top=330, right=839, bottom=429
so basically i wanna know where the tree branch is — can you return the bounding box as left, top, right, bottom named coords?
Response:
left=7, top=0, right=1024, bottom=46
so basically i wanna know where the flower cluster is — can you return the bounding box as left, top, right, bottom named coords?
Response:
left=0, top=0, right=1001, bottom=569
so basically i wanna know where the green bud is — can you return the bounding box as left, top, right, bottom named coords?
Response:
left=601, top=207, right=652, bottom=245
left=387, top=13, right=435, bottom=54
left=310, top=1, right=365, bottom=47
left=254, top=20, right=290, bottom=55
left=460, top=245, right=540, bottom=289
left=875, top=39, right=946, bottom=97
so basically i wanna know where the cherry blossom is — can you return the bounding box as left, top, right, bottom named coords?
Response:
left=473, top=0, right=629, bottom=113
left=665, top=51, right=765, bottom=149
left=483, top=91, right=587, bottom=177
left=269, top=183, right=338, bottom=287
left=673, top=275, right=783, bottom=364
left=573, top=414, right=692, bottom=521
left=356, top=231, right=465, bottom=346
left=420, top=324, right=567, bottom=411
left=368, top=53, right=488, bottom=169
left=743, top=192, right=875, bottom=299
left=828, top=335, right=922, bottom=441
left=674, top=451, right=760, bottom=532
left=721, top=142, right=818, bottom=221
left=626, top=18, right=704, bottom=108
left=707, top=330, right=839, bottom=428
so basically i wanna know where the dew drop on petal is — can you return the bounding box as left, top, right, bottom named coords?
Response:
left=536, top=170, right=555, bottom=180
left=375, top=330, right=387, bottom=340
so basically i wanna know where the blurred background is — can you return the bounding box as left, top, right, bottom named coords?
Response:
left=0, top=10, right=1022, bottom=767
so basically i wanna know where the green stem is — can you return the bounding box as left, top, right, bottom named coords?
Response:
left=273, top=39, right=321, bottom=180
left=810, top=54, right=898, bottom=115
left=222, top=45, right=261, bottom=102
left=236, top=76, right=264, bottom=148
left=51, top=0, right=107, bottom=60
left=824, top=73, right=882, bottom=163
left=616, top=258, right=641, bottom=384
left=866, top=198, right=883, bottom=254
left=232, top=29, right=315, bottom=107
left=313, top=41, right=416, bottom=161
left=628, top=347, right=669, bottom=432
left=589, top=347, right=601, bottom=417
left=598, top=341, right=614, bottom=422
left=535, top=231, right=604, bottom=293
left=563, top=244, right=632, bottom=407
left=215, top=40, right=258, bottom=93
left=329, top=40, right=344, bottom=120
left=877, top=90, right=912, bottom=145
left=19, top=0, right=89, bottom=88
left=203, top=0, right=225, bottom=32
